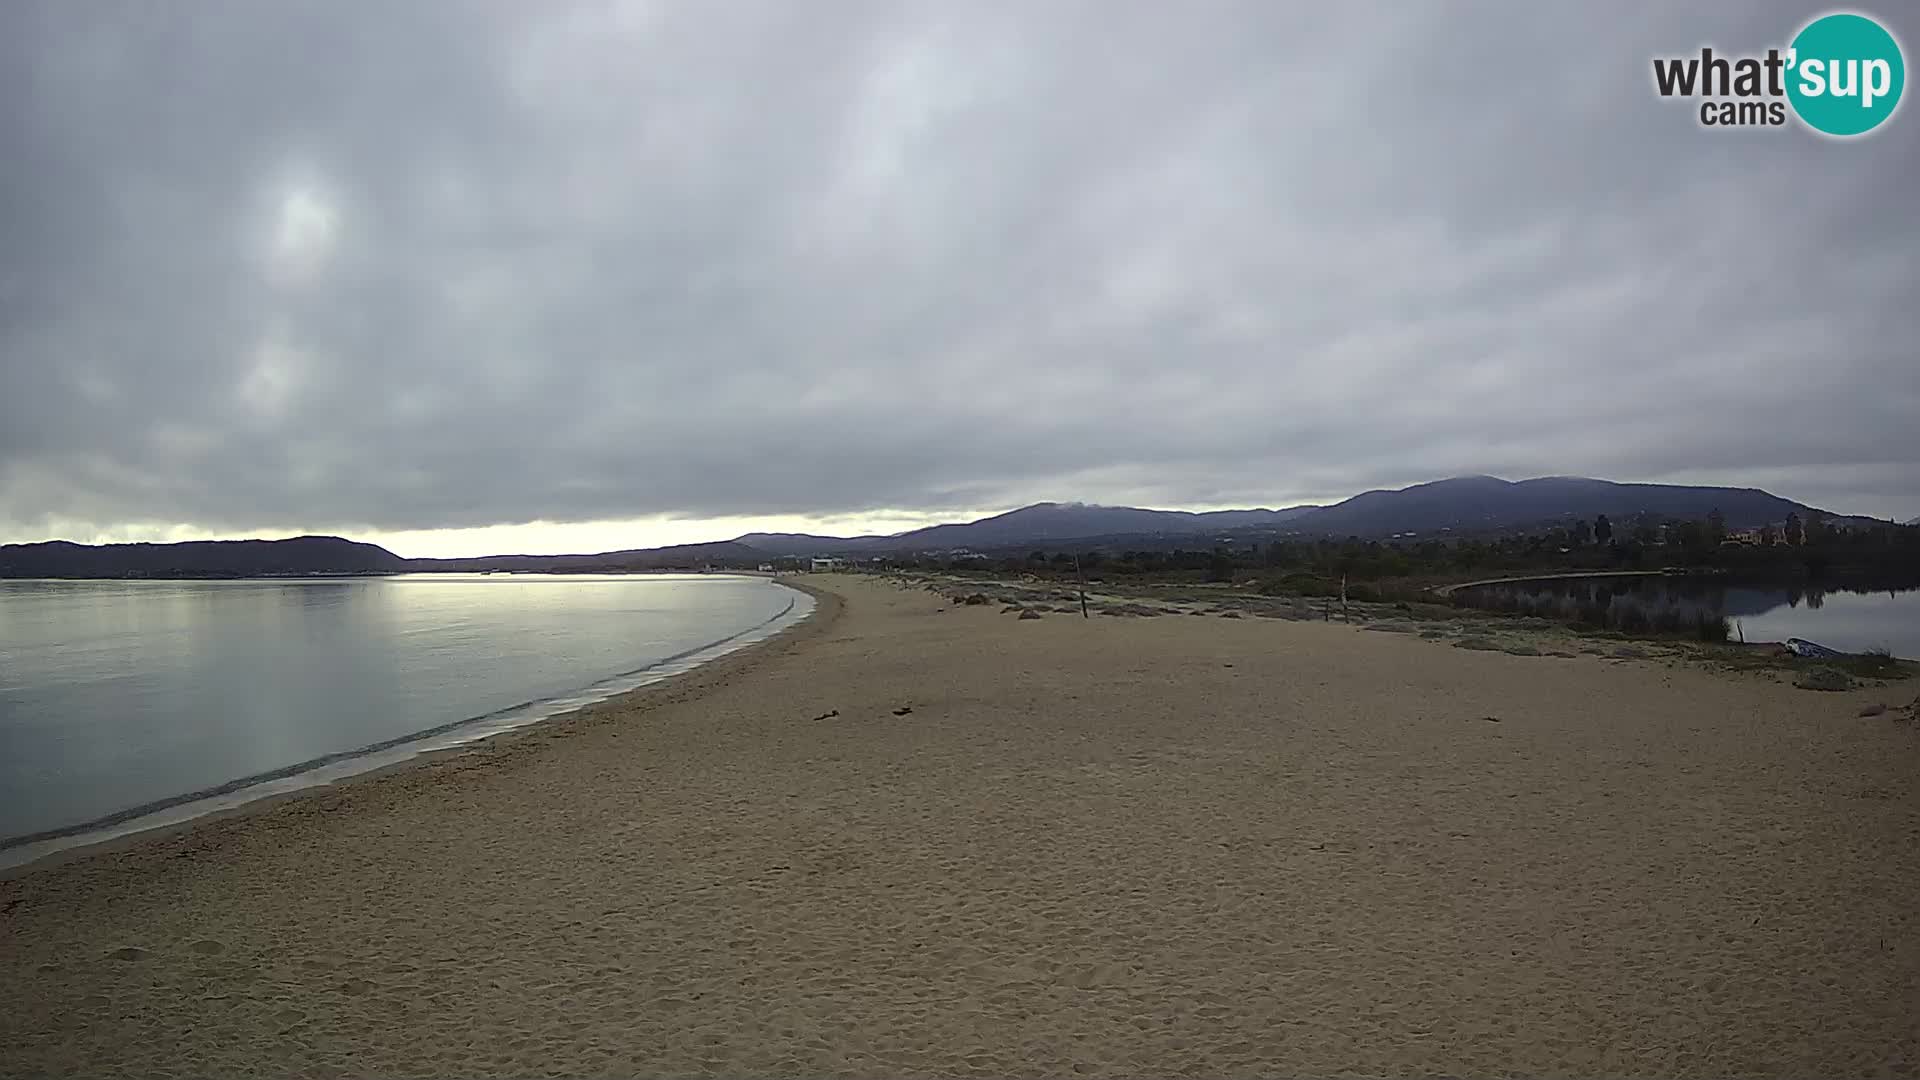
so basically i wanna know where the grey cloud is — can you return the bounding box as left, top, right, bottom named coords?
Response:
left=3, top=0, right=1917, bottom=539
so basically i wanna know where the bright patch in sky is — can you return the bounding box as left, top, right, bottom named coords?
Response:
left=265, top=178, right=339, bottom=284
left=0, top=512, right=964, bottom=559
left=361, top=512, right=956, bottom=560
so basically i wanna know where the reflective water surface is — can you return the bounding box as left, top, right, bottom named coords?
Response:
left=0, top=574, right=807, bottom=845
left=1453, top=575, right=1918, bottom=658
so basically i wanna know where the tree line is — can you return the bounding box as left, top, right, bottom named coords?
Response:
left=869, top=510, right=1920, bottom=596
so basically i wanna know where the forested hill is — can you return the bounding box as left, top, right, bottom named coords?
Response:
left=0, top=536, right=407, bottom=578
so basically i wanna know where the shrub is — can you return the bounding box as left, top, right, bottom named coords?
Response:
left=1794, top=666, right=1852, bottom=691
left=1856, top=647, right=1898, bottom=675
left=1261, top=573, right=1341, bottom=598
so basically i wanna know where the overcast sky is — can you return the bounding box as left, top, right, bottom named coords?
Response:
left=3, top=2, right=1916, bottom=557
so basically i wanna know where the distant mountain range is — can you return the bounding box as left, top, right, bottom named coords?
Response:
left=0, top=475, right=1894, bottom=578
left=736, top=503, right=1320, bottom=557
left=732, top=476, right=1842, bottom=556
left=1275, top=475, right=1815, bottom=539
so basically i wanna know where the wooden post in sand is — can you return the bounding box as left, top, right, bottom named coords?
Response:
left=1073, top=553, right=1090, bottom=619
left=1341, top=575, right=1349, bottom=623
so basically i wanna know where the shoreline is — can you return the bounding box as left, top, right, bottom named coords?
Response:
left=0, top=579, right=837, bottom=879
left=897, top=568, right=1909, bottom=661
left=1424, top=571, right=1915, bottom=659
left=4, top=574, right=1914, bottom=1077
left=1428, top=569, right=1668, bottom=596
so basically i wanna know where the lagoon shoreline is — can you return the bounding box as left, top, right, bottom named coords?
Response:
left=2, top=574, right=1916, bottom=1077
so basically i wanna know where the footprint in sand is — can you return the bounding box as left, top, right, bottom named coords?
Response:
left=106, top=946, right=148, bottom=962
left=187, top=938, right=226, bottom=955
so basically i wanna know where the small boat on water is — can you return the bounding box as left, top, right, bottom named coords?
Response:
left=1783, top=637, right=1846, bottom=659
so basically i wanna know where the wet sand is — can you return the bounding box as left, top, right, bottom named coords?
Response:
left=3, top=574, right=1916, bottom=1077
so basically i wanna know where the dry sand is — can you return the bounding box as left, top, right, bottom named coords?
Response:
left=3, top=574, right=1917, bottom=1077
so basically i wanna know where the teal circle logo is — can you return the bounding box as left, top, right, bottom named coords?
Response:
left=1787, top=12, right=1905, bottom=136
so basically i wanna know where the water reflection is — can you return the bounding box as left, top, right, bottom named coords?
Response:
left=0, top=574, right=800, bottom=842
left=1453, top=575, right=1919, bottom=657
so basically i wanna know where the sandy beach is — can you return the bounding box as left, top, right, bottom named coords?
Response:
left=3, top=573, right=1916, bottom=1077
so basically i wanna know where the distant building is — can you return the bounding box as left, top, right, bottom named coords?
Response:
left=757, top=563, right=775, bottom=572
left=809, top=557, right=842, bottom=572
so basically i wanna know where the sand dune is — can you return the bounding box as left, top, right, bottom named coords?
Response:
left=3, top=575, right=1916, bottom=1077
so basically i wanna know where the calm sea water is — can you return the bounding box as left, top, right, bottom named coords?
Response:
left=1455, top=575, right=1920, bottom=658
left=0, top=574, right=809, bottom=849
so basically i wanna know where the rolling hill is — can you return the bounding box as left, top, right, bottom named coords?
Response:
left=402, top=541, right=760, bottom=573
left=1288, top=475, right=1816, bottom=538
left=872, top=503, right=1320, bottom=550
left=0, top=536, right=408, bottom=578
left=730, top=532, right=889, bottom=558
left=732, top=503, right=1320, bottom=556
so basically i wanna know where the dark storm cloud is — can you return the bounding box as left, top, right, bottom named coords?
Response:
left=3, top=0, right=1917, bottom=538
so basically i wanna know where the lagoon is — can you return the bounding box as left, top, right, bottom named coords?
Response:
left=1452, top=574, right=1919, bottom=658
